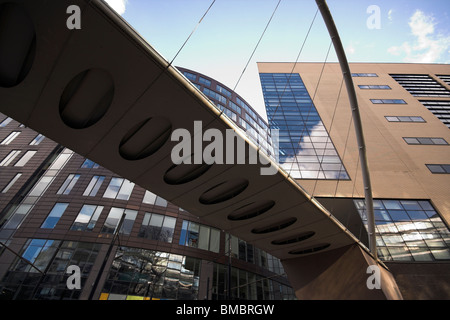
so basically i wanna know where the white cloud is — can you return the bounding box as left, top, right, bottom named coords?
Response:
left=387, top=10, right=450, bottom=63
left=104, top=0, right=128, bottom=15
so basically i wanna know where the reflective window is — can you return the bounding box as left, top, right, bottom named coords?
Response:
left=102, top=248, right=201, bottom=300
left=0, top=131, right=20, bottom=145
left=426, top=164, right=450, bottom=174
left=0, top=117, right=13, bottom=127
left=198, top=77, right=211, bottom=87
left=0, top=150, right=21, bottom=166
left=183, top=71, right=197, bottom=82
left=351, top=73, right=378, bottom=77
left=1, top=173, right=22, bottom=193
left=2, top=239, right=101, bottom=300
left=56, top=174, right=81, bottom=195
left=358, top=85, right=391, bottom=89
left=385, top=116, right=425, bottom=123
left=70, top=204, right=103, bottom=231
left=354, top=199, right=450, bottom=261
left=29, top=134, right=45, bottom=146
left=179, top=220, right=220, bottom=253
left=14, top=151, right=37, bottom=167
left=371, top=99, right=407, bottom=104
left=101, top=207, right=137, bottom=235
left=142, top=190, right=168, bottom=207
left=83, top=175, right=105, bottom=196
left=103, top=177, right=135, bottom=200
left=81, top=159, right=100, bottom=168
left=41, top=203, right=69, bottom=229
left=139, top=212, right=176, bottom=242
left=216, top=84, right=232, bottom=97
left=403, top=137, right=448, bottom=145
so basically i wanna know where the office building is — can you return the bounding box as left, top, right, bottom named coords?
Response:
left=258, top=62, right=450, bottom=299
left=0, top=68, right=294, bottom=300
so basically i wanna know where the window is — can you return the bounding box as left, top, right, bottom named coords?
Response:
left=355, top=199, right=450, bottom=261
left=143, top=190, right=168, bottom=207
left=371, top=99, right=407, bottom=104
left=260, top=73, right=349, bottom=180
left=15, top=239, right=61, bottom=273
left=403, top=137, right=448, bottom=145
left=103, top=177, right=135, bottom=200
left=81, top=159, right=100, bottom=168
left=1, top=131, right=20, bottom=145
left=351, top=73, right=378, bottom=77
left=41, top=203, right=69, bottom=229
left=358, top=85, right=391, bottom=89
left=1, top=173, right=22, bottom=193
left=101, top=207, right=137, bottom=235
left=139, top=212, right=176, bottom=242
left=216, top=84, right=232, bottom=98
left=83, top=175, right=105, bottom=196
left=14, top=150, right=37, bottom=167
left=183, top=71, right=197, bottom=82
left=0, top=117, right=13, bottom=127
left=70, top=204, right=103, bottom=231
left=385, top=116, right=425, bottom=123
left=199, top=77, right=211, bottom=87
left=0, top=150, right=21, bottom=166
left=179, top=220, right=220, bottom=253
left=29, top=134, right=45, bottom=146
left=426, top=164, right=450, bottom=174
left=203, top=88, right=227, bottom=105
left=56, top=174, right=81, bottom=195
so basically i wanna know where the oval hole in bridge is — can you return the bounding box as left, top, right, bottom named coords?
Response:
left=119, top=117, right=172, bottom=160
left=0, top=3, right=36, bottom=88
left=59, top=68, right=114, bottom=129
left=164, top=161, right=212, bottom=185
left=271, top=231, right=315, bottom=245
left=228, top=200, right=275, bottom=221
left=199, top=178, right=249, bottom=205
left=251, top=217, right=297, bottom=235
left=288, top=243, right=330, bottom=255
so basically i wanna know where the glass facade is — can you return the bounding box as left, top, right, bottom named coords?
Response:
left=354, top=199, right=450, bottom=261
left=260, top=73, right=349, bottom=179
left=0, top=239, right=101, bottom=300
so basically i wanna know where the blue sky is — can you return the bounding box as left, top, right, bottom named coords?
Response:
left=104, top=0, right=450, bottom=118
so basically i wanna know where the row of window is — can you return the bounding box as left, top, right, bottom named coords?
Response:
left=354, top=78, right=450, bottom=175
left=0, top=130, right=45, bottom=146
left=0, top=150, right=36, bottom=167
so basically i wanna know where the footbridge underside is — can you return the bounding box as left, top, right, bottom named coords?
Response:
left=0, top=0, right=402, bottom=299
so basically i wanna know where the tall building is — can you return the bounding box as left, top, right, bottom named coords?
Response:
left=258, top=62, right=450, bottom=299
left=0, top=68, right=295, bottom=300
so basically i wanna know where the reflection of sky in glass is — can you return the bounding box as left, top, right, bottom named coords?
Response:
left=260, top=73, right=349, bottom=179
left=354, top=199, right=450, bottom=261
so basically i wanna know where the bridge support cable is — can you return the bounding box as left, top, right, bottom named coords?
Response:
left=315, top=0, right=377, bottom=258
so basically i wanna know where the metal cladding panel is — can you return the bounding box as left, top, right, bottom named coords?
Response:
left=0, top=0, right=361, bottom=260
